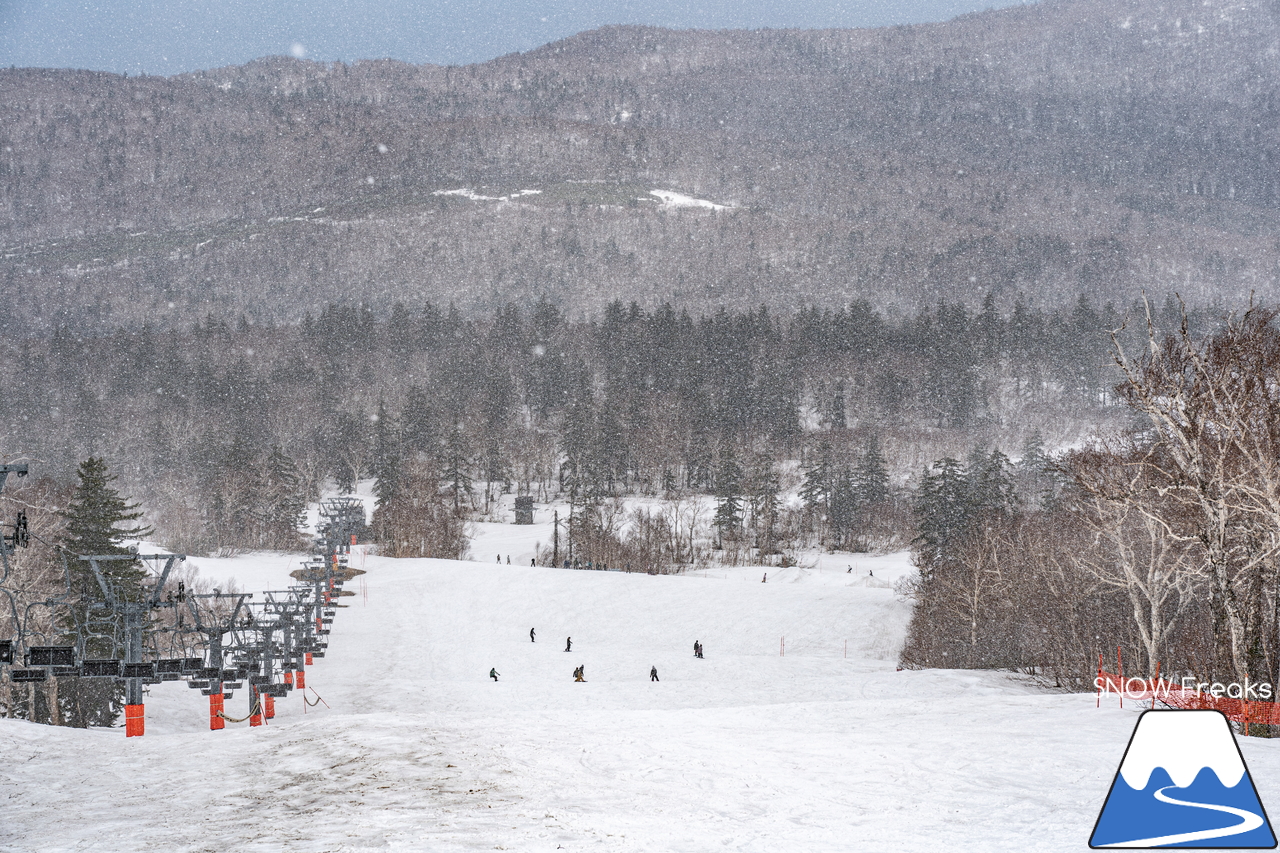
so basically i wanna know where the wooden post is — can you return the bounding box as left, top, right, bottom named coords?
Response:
left=780, top=636, right=785, bottom=657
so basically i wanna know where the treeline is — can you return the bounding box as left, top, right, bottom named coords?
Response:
left=0, top=293, right=1186, bottom=557
left=901, top=305, right=1280, bottom=696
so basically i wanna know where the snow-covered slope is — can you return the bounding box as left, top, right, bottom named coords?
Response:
left=2, top=544, right=1278, bottom=852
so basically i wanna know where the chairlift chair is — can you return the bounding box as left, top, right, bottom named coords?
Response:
left=81, top=659, right=121, bottom=677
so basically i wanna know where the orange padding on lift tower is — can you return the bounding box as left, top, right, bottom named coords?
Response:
left=264, top=693, right=276, bottom=719
left=125, top=704, right=145, bottom=737
left=305, top=653, right=313, bottom=666
left=295, top=669, right=305, bottom=690
left=209, top=693, right=225, bottom=731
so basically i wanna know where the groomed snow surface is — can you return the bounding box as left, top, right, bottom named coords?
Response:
left=3, top=536, right=1279, bottom=851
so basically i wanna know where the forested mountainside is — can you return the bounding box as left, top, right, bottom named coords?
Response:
left=0, top=293, right=1183, bottom=555
left=2, top=0, right=1278, bottom=329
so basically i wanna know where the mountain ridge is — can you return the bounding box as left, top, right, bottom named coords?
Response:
left=2, top=0, right=1277, bottom=329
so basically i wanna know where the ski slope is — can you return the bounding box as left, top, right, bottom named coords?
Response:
left=2, top=543, right=1279, bottom=852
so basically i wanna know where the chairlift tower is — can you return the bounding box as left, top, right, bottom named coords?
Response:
left=80, top=553, right=184, bottom=736
left=0, top=463, right=30, bottom=675
left=316, top=497, right=366, bottom=555
left=184, top=590, right=252, bottom=730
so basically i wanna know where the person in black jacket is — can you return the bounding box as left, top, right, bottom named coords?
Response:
left=530, top=627, right=536, bottom=643
left=650, top=666, right=659, bottom=682
left=565, top=636, right=572, bottom=652
left=490, top=668, right=500, bottom=681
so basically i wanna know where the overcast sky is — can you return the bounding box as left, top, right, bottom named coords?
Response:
left=0, top=0, right=1025, bottom=75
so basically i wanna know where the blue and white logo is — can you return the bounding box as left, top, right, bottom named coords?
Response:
left=1091, top=710, right=1277, bottom=848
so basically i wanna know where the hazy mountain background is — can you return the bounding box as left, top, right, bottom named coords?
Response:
left=2, top=0, right=1277, bottom=331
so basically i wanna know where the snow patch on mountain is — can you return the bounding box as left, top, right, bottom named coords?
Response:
left=649, top=189, right=730, bottom=210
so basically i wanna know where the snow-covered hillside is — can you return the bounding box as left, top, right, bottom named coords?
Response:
left=2, top=541, right=1278, bottom=852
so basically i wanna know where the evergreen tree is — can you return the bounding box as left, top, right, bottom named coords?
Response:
left=828, top=465, right=859, bottom=548
left=1015, top=432, right=1057, bottom=510
left=751, top=455, right=782, bottom=556
left=371, top=400, right=402, bottom=511
left=60, top=457, right=151, bottom=569
left=829, top=381, right=848, bottom=430
left=964, top=447, right=1018, bottom=520
left=443, top=425, right=473, bottom=516
left=800, top=443, right=833, bottom=514
left=712, top=444, right=743, bottom=541
left=57, top=457, right=152, bottom=728
left=913, top=457, right=971, bottom=571
left=262, top=446, right=306, bottom=549
left=853, top=436, right=890, bottom=507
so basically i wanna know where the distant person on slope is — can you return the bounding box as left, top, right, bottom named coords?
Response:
left=530, top=627, right=536, bottom=643
left=762, top=573, right=767, bottom=583
left=565, top=636, right=572, bottom=652
left=490, top=668, right=500, bottom=682
left=650, top=666, right=659, bottom=682
left=574, top=666, right=586, bottom=682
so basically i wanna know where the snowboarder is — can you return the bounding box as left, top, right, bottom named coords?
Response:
left=490, top=668, right=500, bottom=682
left=573, top=666, right=586, bottom=682
left=762, top=573, right=767, bottom=583
left=565, top=636, right=572, bottom=652
left=530, top=627, right=536, bottom=643
left=650, top=666, right=659, bottom=682
left=847, top=565, right=853, bottom=573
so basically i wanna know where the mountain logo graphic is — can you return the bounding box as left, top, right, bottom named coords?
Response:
left=1091, top=710, right=1277, bottom=848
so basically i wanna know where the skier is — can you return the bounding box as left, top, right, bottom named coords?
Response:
left=530, top=627, right=536, bottom=643
left=490, top=668, right=500, bottom=682
left=565, top=636, right=572, bottom=652
left=573, top=666, right=586, bottom=682
left=762, top=573, right=767, bottom=583
left=650, top=666, right=659, bottom=682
